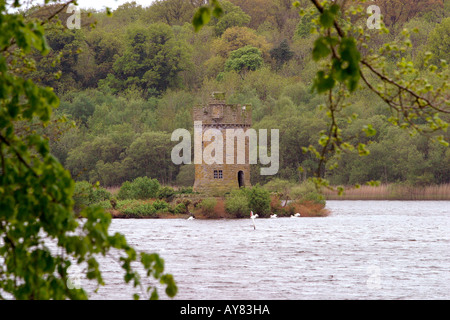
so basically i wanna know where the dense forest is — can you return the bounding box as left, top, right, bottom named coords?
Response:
left=25, top=0, right=450, bottom=188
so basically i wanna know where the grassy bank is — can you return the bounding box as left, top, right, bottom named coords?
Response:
left=323, top=183, right=450, bottom=200
left=100, top=196, right=329, bottom=219
left=74, top=178, right=330, bottom=219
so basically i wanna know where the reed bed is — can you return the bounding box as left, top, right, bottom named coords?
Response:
left=323, top=184, right=450, bottom=200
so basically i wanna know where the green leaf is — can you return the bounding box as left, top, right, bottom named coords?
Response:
left=314, top=71, right=335, bottom=93
left=312, top=37, right=331, bottom=61
left=150, top=288, right=159, bottom=300
left=357, top=143, right=370, bottom=156
left=319, top=10, right=335, bottom=28
left=362, top=124, right=377, bottom=137
left=192, top=7, right=211, bottom=32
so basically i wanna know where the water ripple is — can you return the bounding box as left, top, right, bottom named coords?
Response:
left=85, top=200, right=449, bottom=300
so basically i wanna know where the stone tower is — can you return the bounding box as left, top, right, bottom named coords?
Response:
left=193, top=92, right=252, bottom=193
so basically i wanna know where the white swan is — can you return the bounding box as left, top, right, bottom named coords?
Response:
left=187, top=216, right=195, bottom=220
left=250, top=211, right=258, bottom=229
left=290, top=213, right=301, bottom=218
left=270, top=214, right=277, bottom=218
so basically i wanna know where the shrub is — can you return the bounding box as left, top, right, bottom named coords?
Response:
left=182, top=199, right=192, bottom=208
left=73, top=181, right=112, bottom=211
left=117, top=181, right=134, bottom=200
left=199, top=198, right=217, bottom=217
left=115, top=199, right=136, bottom=209
left=152, top=199, right=169, bottom=213
left=91, top=187, right=111, bottom=203
left=248, top=185, right=271, bottom=217
left=178, top=186, right=194, bottom=194
left=173, top=203, right=187, bottom=214
left=225, top=189, right=250, bottom=218
left=122, top=203, right=156, bottom=217
left=131, top=177, right=160, bottom=199
left=290, top=181, right=325, bottom=205
left=299, top=191, right=326, bottom=206
left=158, top=186, right=176, bottom=201
left=95, top=200, right=113, bottom=210
left=117, top=177, right=161, bottom=200
left=263, top=178, right=294, bottom=199
left=73, top=181, right=92, bottom=210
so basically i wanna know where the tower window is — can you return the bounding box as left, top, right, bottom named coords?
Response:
left=214, top=170, right=223, bottom=179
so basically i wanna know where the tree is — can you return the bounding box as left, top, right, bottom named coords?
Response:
left=294, top=7, right=317, bottom=38
left=0, top=0, right=176, bottom=300
left=106, top=22, right=191, bottom=97
left=247, top=185, right=271, bottom=217
left=224, top=45, right=263, bottom=79
left=211, top=0, right=250, bottom=36
left=270, top=39, right=294, bottom=70
left=427, top=17, right=450, bottom=65
left=145, top=0, right=197, bottom=25
left=123, top=132, right=178, bottom=184
left=375, top=0, right=444, bottom=29
left=212, top=26, right=270, bottom=59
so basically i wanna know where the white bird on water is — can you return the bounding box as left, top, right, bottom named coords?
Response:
left=290, top=213, right=301, bottom=218
left=250, top=211, right=258, bottom=229
left=187, top=216, right=195, bottom=220
left=270, top=214, right=277, bottom=219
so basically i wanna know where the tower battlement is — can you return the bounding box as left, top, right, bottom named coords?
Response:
left=193, top=92, right=252, bottom=127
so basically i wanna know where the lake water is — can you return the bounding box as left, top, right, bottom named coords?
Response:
left=85, top=200, right=449, bottom=300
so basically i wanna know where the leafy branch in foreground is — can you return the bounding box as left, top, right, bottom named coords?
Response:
left=0, top=0, right=176, bottom=300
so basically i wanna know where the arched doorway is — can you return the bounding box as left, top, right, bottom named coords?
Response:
left=238, top=171, right=245, bottom=188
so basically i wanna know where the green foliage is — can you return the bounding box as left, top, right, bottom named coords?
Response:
left=158, top=186, right=176, bottom=201
left=125, top=132, right=177, bottom=184
left=173, top=202, right=187, bottom=214
left=122, top=203, right=157, bottom=217
left=131, top=177, right=161, bottom=199
left=152, top=199, right=170, bottom=212
left=295, top=9, right=318, bottom=38
left=247, top=185, right=271, bottom=217
left=223, top=45, right=264, bottom=80
left=290, top=181, right=325, bottom=205
left=73, top=181, right=112, bottom=211
left=0, top=3, right=176, bottom=300
left=225, top=189, right=249, bottom=218
left=178, top=186, right=195, bottom=194
left=104, top=22, right=191, bottom=97
left=199, top=197, right=217, bottom=216
left=95, top=200, right=113, bottom=210
left=212, top=0, right=251, bottom=36
left=270, top=39, right=294, bottom=70
left=427, top=17, right=450, bottom=65
left=192, top=0, right=223, bottom=31
left=263, top=178, right=294, bottom=198
left=118, top=177, right=161, bottom=200
left=113, top=199, right=170, bottom=216
left=117, top=181, right=134, bottom=200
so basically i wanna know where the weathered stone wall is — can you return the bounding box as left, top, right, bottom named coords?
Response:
left=193, top=93, right=252, bottom=194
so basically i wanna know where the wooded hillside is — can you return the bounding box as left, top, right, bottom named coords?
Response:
left=23, top=0, right=449, bottom=187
